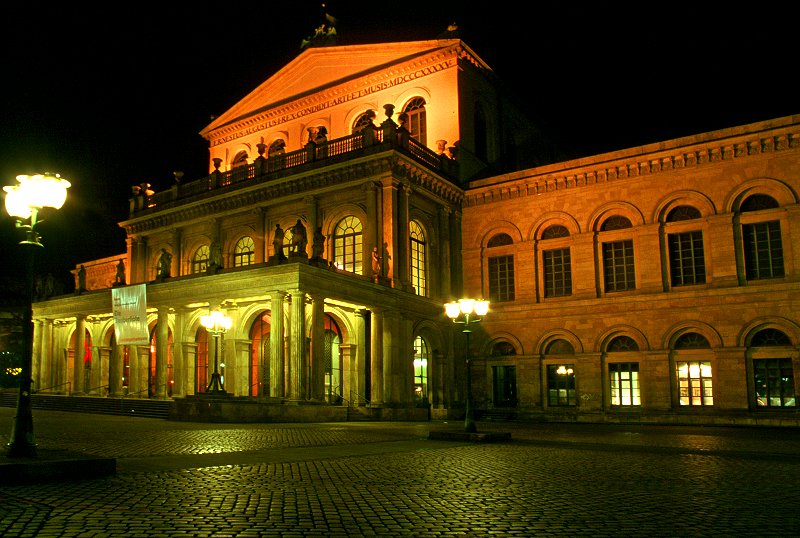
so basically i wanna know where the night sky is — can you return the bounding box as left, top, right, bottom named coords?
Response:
left=0, top=1, right=795, bottom=289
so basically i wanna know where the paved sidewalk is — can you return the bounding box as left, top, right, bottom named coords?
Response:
left=2, top=409, right=800, bottom=537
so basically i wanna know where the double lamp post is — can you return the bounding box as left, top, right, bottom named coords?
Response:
left=445, top=298, right=489, bottom=433
left=4, top=173, right=71, bottom=457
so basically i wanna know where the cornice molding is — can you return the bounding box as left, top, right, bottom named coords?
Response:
left=466, top=127, right=800, bottom=207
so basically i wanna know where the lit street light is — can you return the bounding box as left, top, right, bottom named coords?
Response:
left=4, top=173, right=70, bottom=457
left=200, top=309, right=232, bottom=394
left=445, top=298, right=489, bottom=433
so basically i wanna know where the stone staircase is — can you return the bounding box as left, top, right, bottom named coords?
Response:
left=0, top=391, right=170, bottom=419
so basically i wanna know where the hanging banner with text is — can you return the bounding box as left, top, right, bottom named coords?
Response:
left=111, top=283, right=149, bottom=345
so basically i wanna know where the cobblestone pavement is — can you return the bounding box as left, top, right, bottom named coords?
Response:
left=2, top=409, right=800, bottom=537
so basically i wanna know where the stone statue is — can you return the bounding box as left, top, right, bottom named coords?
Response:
left=157, top=248, right=172, bottom=279
left=273, top=224, right=287, bottom=261
left=372, top=247, right=381, bottom=277
left=114, top=259, right=126, bottom=286
left=77, top=265, right=86, bottom=293
left=290, top=219, right=308, bottom=256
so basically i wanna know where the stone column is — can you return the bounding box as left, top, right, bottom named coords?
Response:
left=364, top=181, right=379, bottom=266
left=270, top=291, right=286, bottom=398
left=396, top=182, right=411, bottom=289
left=353, top=309, right=366, bottom=403
left=31, top=319, right=43, bottom=391
left=155, top=306, right=170, bottom=398
left=309, top=293, right=325, bottom=401
left=73, top=315, right=85, bottom=394
left=170, top=308, right=187, bottom=397
left=109, top=333, right=123, bottom=396
left=287, top=291, right=306, bottom=400
left=38, top=319, right=53, bottom=391
left=438, top=206, right=452, bottom=298
left=381, top=178, right=399, bottom=283
left=370, top=308, right=384, bottom=404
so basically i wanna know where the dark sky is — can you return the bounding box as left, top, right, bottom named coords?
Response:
left=0, top=1, right=795, bottom=288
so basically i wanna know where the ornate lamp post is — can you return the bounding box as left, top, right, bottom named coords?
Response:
left=200, top=309, right=232, bottom=394
left=4, top=173, right=70, bottom=457
left=445, top=298, right=489, bottom=433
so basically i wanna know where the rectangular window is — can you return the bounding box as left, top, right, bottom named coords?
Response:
left=743, top=221, right=784, bottom=280
left=543, top=248, right=572, bottom=297
left=754, top=358, right=796, bottom=407
left=668, top=231, right=706, bottom=286
left=489, top=255, right=515, bottom=302
left=602, top=240, right=635, bottom=292
left=547, top=364, right=576, bottom=406
left=492, top=365, right=517, bottom=407
left=609, top=362, right=640, bottom=406
left=677, top=361, right=713, bottom=406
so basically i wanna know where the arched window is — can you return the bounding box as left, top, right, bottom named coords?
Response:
left=413, top=336, right=429, bottom=402
left=402, top=97, right=427, bottom=145
left=268, top=139, right=286, bottom=157
left=600, top=215, right=635, bottom=292
left=666, top=205, right=706, bottom=287
left=487, top=233, right=514, bottom=302
left=324, top=315, right=343, bottom=404
left=333, top=216, right=363, bottom=274
left=673, top=332, right=713, bottom=406
left=740, top=194, right=784, bottom=280
left=545, top=339, right=574, bottom=355
left=233, top=236, right=255, bottom=267
left=541, top=224, right=572, bottom=298
left=750, top=328, right=795, bottom=408
left=607, top=335, right=639, bottom=352
left=192, top=245, right=210, bottom=274
left=675, top=332, right=710, bottom=349
left=249, top=311, right=271, bottom=398
left=232, top=151, right=248, bottom=168
left=353, top=111, right=376, bottom=133
left=492, top=341, right=517, bottom=356
left=409, top=220, right=427, bottom=296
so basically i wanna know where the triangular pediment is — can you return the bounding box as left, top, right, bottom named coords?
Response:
left=201, top=39, right=467, bottom=135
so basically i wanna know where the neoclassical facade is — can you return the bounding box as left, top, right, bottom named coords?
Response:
left=27, top=35, right=800, bottom=426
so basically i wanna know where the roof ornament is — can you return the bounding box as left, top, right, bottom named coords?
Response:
left=300, top=4, right=338, bottom=50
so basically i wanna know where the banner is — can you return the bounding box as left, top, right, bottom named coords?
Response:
left=111, top=283, right=149, bottom=345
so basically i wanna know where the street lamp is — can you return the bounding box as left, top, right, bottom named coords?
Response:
left=445, top=298, right=489, bottom=433
left=200, top=309, right=232, bottom=394
left=4, top=173, right=70, bottom=457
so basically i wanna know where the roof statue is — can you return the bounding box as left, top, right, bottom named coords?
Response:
left=300, top=4, right=338, bottom=50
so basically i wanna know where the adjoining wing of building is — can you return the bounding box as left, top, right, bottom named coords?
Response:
left=26, top=33, right=800, bottom=425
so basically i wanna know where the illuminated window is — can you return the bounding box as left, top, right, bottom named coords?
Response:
left=233, top=236, right=255, bottom=267
left=353, top=112, right=376, bottom=133
left=677, top=361, right=713, bottom=406
left=402, top=97, right=427, bottom=145
left=268, top=139, right=286, bottom=157
left=413, top=336, right=429, bottom=402
left=192, top=245, right=210, bottom=274
left=608, top=335, right=639, bottom=352
left=333, top=216, right=363, bottom=274
left=324, top=316, right=343, bottom=404
left=409, top=220, right=427, bottom=296
left=610, top=363, right=640, bottom=406
left=547, top=364, right=576, bottom=406
left=232, top=151, right=248, bottom=167
left=751, top=328, right=795, bottom=408
left=249, top=311, right=271, bottom=398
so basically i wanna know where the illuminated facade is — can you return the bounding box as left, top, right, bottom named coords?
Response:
left=27, top=36, right=800, bottom=426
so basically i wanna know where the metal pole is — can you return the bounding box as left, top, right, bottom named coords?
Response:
left=463, top=326, right=476, bottom=433
left=7, top=239, right=40, bottom=457
left=206, top=331, right=225, bottom=393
